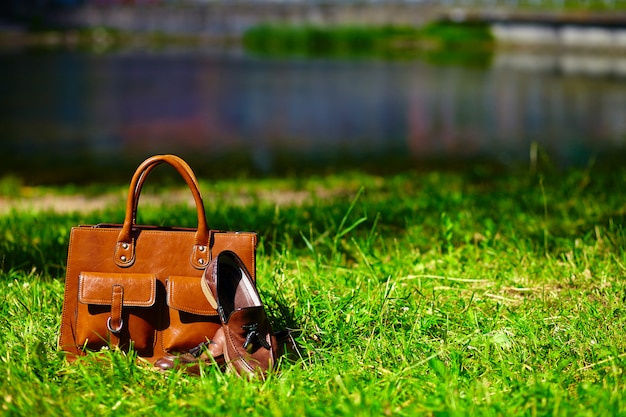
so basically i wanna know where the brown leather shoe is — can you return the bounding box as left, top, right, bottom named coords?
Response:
left=154, top=328, right=298, bottom=376
left=201, top=250, right=278, bottom=379
left=154, top=327, right=226, bottom=375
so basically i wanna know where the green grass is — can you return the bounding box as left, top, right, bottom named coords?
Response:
left=2, top=161, right=626, bottom=415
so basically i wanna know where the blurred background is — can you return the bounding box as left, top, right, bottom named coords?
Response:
left=1, top=0, right=625, bottom=184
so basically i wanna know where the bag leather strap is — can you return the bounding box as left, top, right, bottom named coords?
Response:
left=132, top=154, right=199, bottom=223
left=107, top=284, right=124, bottom=334
left=114, top=154, right=210, bottom=269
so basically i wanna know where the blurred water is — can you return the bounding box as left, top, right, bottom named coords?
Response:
left=1, top=48, right=625, bottom=184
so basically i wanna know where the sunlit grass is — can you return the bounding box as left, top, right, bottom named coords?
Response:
left=1, top=162, right=626, bottom=415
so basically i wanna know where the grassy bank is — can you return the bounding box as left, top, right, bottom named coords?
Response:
left=242, top=21, right=494, bottom=63
left=2, top=163, right=626, bottom=415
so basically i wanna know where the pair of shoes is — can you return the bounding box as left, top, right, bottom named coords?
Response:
left=155, top=251, right=286, bottom=378
left=201, top=250, right=278, bottom=379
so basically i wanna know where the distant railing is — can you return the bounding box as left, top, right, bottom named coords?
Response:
left=85, top=0, right=626, bottom=8
left=4, top=0, right=625, bottom=39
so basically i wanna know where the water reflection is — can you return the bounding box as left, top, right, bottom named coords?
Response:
left=1, top=48, right=625, bottom=184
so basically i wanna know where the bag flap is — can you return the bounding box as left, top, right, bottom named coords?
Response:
left=78, top=272, right=156, bottom=307
left=167, top=276, right=217, bottom=316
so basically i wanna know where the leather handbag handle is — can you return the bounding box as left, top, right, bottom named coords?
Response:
left=114, top=154, right=210, bottom=269
left=131, top=154, right=199, bottom=224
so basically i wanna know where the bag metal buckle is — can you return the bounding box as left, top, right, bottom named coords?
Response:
left=106, top=317, right=124, bottom=334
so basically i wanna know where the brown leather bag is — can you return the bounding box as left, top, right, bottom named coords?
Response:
left=58, top=155, right=257, bottom=363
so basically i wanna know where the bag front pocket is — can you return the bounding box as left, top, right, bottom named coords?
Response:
left=76, top=272, right=158, bottom=355
left=162, top=275, right=220, bottom=353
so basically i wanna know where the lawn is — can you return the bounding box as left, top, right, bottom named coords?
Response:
left=1, top=161, right=625, bottom=416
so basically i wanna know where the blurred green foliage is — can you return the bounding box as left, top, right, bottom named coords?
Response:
left=242, top=21, right=494, bottom=64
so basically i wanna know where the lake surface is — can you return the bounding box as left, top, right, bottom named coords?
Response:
left=1, top=47, right=625, bottom=184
